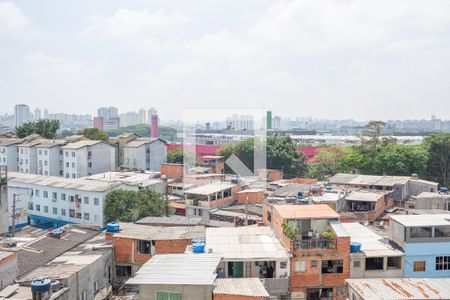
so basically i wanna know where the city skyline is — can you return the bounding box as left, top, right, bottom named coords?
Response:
left=1, top=0, right=450, bottom=120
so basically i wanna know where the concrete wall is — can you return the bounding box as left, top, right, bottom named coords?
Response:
left=124, top=146, right=146, bottom=171
left=0, top=252, right=17, bottom=290
left=139, top=284, right=213, bottom=300
left=214, top=295, right=264, bottom=300
left=36, top=146, right=62, bottom=176
left=90, top=143, right=116, bottom=176
left=149, top=141, right=167, bottom=171
left=349, top=253, right=404, bottom=278
left=404, top=242, right=450, bottom=278
left=0, top=145, right=19, bottom=171
left=408, top=180, right=438, bottom=197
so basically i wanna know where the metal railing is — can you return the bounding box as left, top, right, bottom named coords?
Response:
left=293, top=238, right=337, bottom=250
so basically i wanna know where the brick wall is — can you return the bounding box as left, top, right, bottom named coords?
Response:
left=236, top=190, right=265, bottom=205
left=213, top=295, right=264, bottom=300
left=160, top=163, right=184, bottom=179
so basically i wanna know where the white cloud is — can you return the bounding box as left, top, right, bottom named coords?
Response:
left=83, top=9, right=188, bottom=38
left=0, top=2, right=28, bottom=32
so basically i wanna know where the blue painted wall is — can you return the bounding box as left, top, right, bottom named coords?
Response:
left=29, top=214, right=73, bottom=229
left=404, top=242, right=450, bottom=278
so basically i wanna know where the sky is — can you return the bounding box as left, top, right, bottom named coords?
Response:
left=1, top=0, right=450, bottom=121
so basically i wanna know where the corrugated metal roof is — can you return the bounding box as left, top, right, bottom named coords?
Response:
left=273, top=204, right=339, bottom=220
left=390, top=214, right=450, bottom=227
left=329, top=173, right=413, bottom=187
left=124, top=138, right=162, bottom=148
left=126, top=254, right=221, bottom=285
left=347, top=278, right=450, bottom=299
left=341, top=223, right=403, bottom=257
left=214, top=278, right=269, bottom=297
left=206, top=226, right=289, bottom=261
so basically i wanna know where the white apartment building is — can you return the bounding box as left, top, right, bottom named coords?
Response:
left=35, top=140, right=66, bottom=176
left=7, top=171, right=167, bottom=229
left=123, top=138, right=167, bottom=171
left=0, top=138, right=23, bottom=171
left=17, top=140, right=43, bottom=174
left=14, top=104, right=31, bottom=127
left=62, top=140, right=116, bottom=178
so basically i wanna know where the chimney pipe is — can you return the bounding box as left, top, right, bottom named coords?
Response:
left=150, top=108, right=158, bottom=138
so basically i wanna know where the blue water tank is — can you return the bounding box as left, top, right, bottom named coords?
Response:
left=440, top=187, right=449, bottom=193
left=325, top=186, right=333, bottom=191
left=231, top=178, right=239, bottom=184
left=31, top=278, right=52, bottom=293
left=192, top=242, right=205, bottom=253
left=106, top=222, right=120, bottom=232
left=297, top=191, right=304, bottom=197
left=350, top=242, right=362, bottom=253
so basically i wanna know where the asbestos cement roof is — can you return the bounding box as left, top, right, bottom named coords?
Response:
left=61, top=140, right=102, bottom=149
left=136, top=215, right=204, bottom=226
left=206, top=226, right=288, bottom=261
left=346, top=278, right=450, bottom=299
left=273, top=204, right=339, bottom=220
left=214, top=278, right=269, bottom=297
left=390, top=214, right=450, bottom=227
left=184, top=181, right=236, bottom=195
left=329, top=173, right=411, bottom=187
left=126, top=254, right=221, bottom=285
left=124, top=138, right=163, bottom=148
left=0, top=138, right=23, bottom=146
left=341, top=222, right=403, bottom=257
left=112, top=223, right=205, bottom=240
left=345, top=189, right=390, bottom=202
left=8, top=172, right=121, bottom=192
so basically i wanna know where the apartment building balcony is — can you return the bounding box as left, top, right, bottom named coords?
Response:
left=293, top=237, right=337, bottom=250
left=185, top=199, right=210, bottom=208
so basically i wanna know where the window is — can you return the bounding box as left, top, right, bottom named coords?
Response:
left=435, top=227, right=450, bottom=238
left=88, top=162, right=92, bottom=168
left=280, top=261, right=287, bottom=269
left=156, top=291, right=182, bottom=300
left=353, top=261, right=361, bottom=268
left=53, top=207, right=57, bottom=214
left=94, top=198, right=100, bottom=206
left=35, top=189, right=40, bottom=197
left=72, top=151, right=75, bottom=157
left=44, top=160, right=48, bottom=166
left=84, top=197, right=89, bottom=204
left=39, top=150, right=42, bottom=155
left=81, top=291, right=87, bottom=300
left=44, top=206, right=48, bottom=213
left=71, top=162, right=75, bottom=168
left=311, top=260, right=318, bottom=268
left=138, top=240, right=153, bottom=255
left=52, top=192, right=58, bottom=200
left=44, top=171, right=48, bottom=176
left=28, top=202, right=34, bottom=210
left=94, top=281, right=99, bottom=294
left=36, top=204, right=40, bottom=211
left=436, top=256, right=450, bottom=271
left=65, top=151, right=69, bottom=157
left=84, top=213, right=90, bottom=221
left=267, top=211, right=272, bottom=222
left=295, top=260, right=306, bottom=272
left=43, top=191, right=48, bottom=198
left=410, top=227, right=432, bottom=238
left=44, top=150, right=48, bottom=155
left=72, top=174, right=76, bottom=178
left=69, top=209, right=75, bottom=218
left=321, top=260, right=344, bottom=274
left=388, top=257, right=402, bottom=269
left=414, top=261, right=426, bottom=272
left=365, top=257, right=384, bottom=271
left=61, top=209, right=66, bottom=216
left=116, top=265, right=132, bottom=277
left=66, top=162, right=69, bottom=167
left=76, top=212, right=82, bottom=219
left=61, top=193, right=66, bottom=200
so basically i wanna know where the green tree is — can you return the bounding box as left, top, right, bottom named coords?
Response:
left=77, top=128, right=109, bottom=141
left=373, top=144, right=429, bottom=176
left=423, top=133, right=450, bottom=185
left=340, top=146, right=370, bottom=174
left=218, top=135, right=307, bottom=178
left=15, top=119, right=60, bottom=138
left=106, top=124, right=177, bottom=140
left=104, top=189, right=171, bottom=223
left=310, top=146, right=344, bottom=178
left=360, top=120, right=387, bottom=157
left=167, top=148, right=196, bottom=165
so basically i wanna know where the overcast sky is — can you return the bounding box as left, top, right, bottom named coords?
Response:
left=1, top=0, right=450, bottom=121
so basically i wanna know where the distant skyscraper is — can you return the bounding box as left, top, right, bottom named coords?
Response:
left=34, top=108, right=41, bottom=120
left=43, top=109, right=49, bottom=119
left=14, top=104, right=31, bottom=127
left=97, top=106, right=119, bottom=130
left=138, top=108, right=147, bottom=124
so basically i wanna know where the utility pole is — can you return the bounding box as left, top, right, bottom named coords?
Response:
left=245, top=194, right=249, bottom=226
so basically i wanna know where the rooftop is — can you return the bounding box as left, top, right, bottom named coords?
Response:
left=214, top=278, right=269, bottom=297
left=273, top=183, right=313, bottom=197
left=126, top=254, right=221, bottom=285
left=390, top=214, right=450, bottom=227
left=35, top=139, right=67, bottom=148
left=329, top=173, right=412, bottom=187
left=185, top=181, right=236, bottom=195
left=346, top=278, right=450, bottom=299
left=415, top=192, right=450, bottom=199
left=8, top=172, right=121, bottom=192
left=17, top=233, right=110, bottom=282
left=345, top=189, right=391, bottom=202
left=111, top=223, right=205, bottom=240
left=16, top=225, right=100, bottom=278
left=0, top=138, right=23, bottom=146
left=85, top=171, right=163, bottom=187
left=272, top=204, right=340, bottom=220
left=124, top=137, right=164, bottom=148
left=206, top=226, right=289, bottom=261
left=136, top=215, right=204, bottom=226
left=61, top=140, right=102, bottom=149
left=341, top=222, right=403, bottom=257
